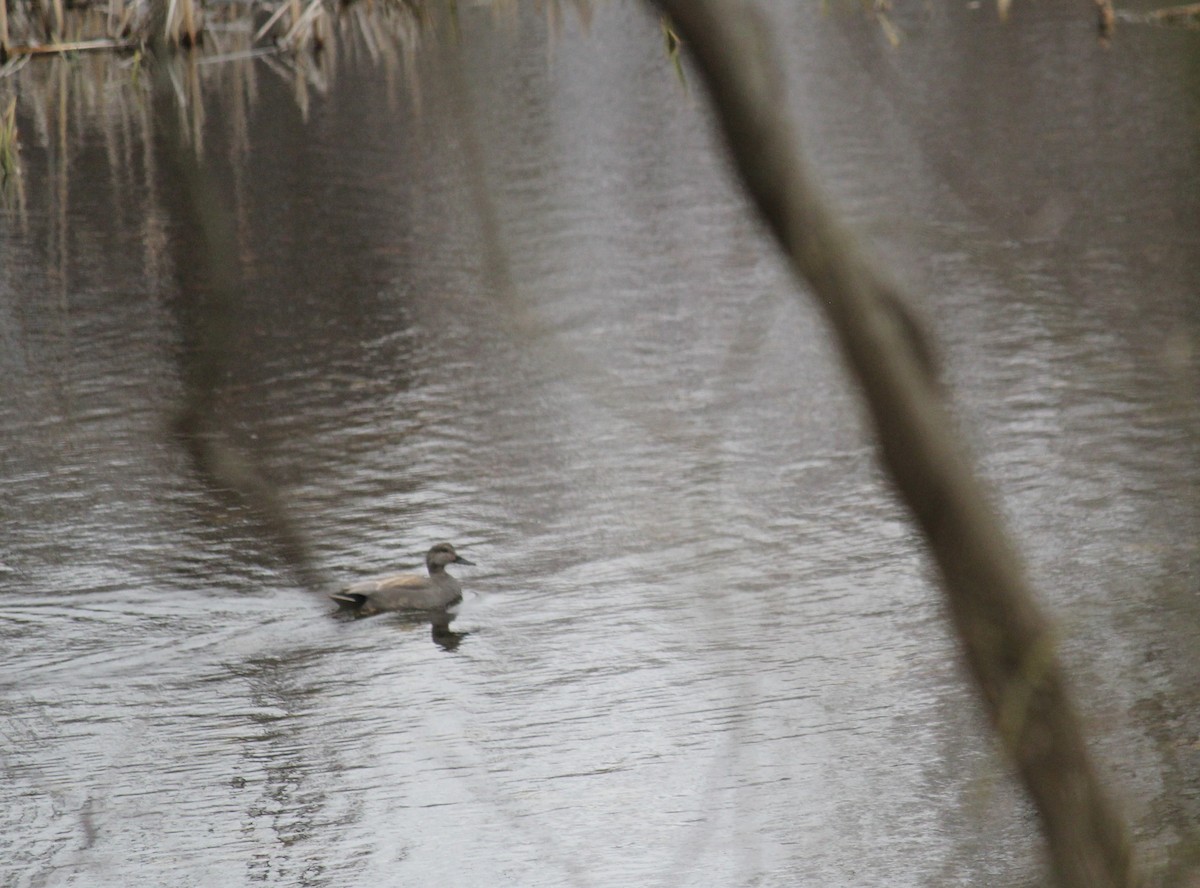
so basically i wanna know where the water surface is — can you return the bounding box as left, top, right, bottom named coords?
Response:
left=1, top=3, right=1196, bottom=886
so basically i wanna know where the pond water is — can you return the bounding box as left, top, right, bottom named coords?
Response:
left=1, top=3, right=1196, bottom=886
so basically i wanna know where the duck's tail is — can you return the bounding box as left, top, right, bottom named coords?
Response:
left=329, top=591, right=368, bottom=609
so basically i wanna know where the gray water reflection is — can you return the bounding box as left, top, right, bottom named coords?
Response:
left=1, top=3, right=1197, bottom=887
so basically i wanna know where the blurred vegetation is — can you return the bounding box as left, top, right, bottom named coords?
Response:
left=0, top=0, right=604, bottom=208
left=0, top=96, right=17, bottom=178
left=0, top=0, right=1191, bottom=210
left=0, top=0, right=421, bottom=61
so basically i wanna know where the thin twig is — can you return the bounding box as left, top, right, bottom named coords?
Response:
left=195, top=45, right=279, bottom=65
left=5, top=38, right=137, bottom=56
left=254, top=1, right=292, bottom=43
left=282, top=0, right=325, bottom=47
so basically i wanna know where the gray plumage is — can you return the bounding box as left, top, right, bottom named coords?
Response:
left=330, top=542, right=475, bottom=615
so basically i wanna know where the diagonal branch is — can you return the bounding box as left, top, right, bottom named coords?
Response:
left=646, top=3, right=1143, bottom=886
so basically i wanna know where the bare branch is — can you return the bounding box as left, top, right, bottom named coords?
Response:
left=647, top=3, right=1144, bottom=886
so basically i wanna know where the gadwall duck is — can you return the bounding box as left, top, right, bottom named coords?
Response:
left=330, top=542, right=475, bottom=615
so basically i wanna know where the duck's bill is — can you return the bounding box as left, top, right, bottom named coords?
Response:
left=454, top=556, right=476, bottom=565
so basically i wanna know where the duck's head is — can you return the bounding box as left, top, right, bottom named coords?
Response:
left=426, top=542, right=475, bottom=570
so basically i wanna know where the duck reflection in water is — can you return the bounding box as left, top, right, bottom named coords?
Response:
left=330, top=542, right=475, bottom=649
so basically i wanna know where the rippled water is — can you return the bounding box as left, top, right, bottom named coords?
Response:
left=1, top=3, right=1197, bottom=886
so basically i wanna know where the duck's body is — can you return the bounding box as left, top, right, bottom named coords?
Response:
left=330, top=542, right=475, bottom=615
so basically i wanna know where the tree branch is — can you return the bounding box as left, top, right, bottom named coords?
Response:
left=646, top=3, right=1142, bottom=886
